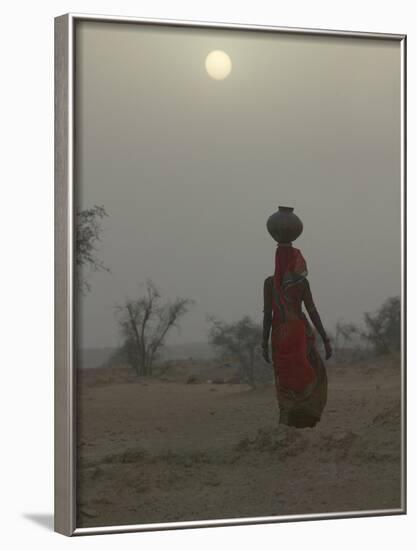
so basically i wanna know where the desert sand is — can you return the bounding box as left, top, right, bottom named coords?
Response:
left=76, top=355, right=402, bottom=528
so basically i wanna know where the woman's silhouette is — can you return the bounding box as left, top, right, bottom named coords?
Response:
left=263, top=206, right=332, bottom=428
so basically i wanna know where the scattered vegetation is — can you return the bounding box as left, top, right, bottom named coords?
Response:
left=116, top=280, right=194, bottom=376
left=76, top=205, right=109, bottom=293
left=208, top=316, right=267, bottom=388
left=327, top=296, right=401, bottom=361
left=362, top=296, right=401, bottom=355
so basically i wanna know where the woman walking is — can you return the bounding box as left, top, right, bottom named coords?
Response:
left=262, top=206, right=332, bottom=428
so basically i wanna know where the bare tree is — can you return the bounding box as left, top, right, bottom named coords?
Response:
left=362, top=296, right=401, bottom=355
left=116, top=280, right=194, bottom=376
left=76, top=205, right=109, bottom=293
left=208, top=316, right=263, bottom=388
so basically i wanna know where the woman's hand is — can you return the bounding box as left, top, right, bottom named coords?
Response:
left=323, top=339, right=333, bottom=360
left=262, top=340, right=271, bottom=363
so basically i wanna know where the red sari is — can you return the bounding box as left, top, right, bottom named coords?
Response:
left=267, top=245, right=327, bottom=427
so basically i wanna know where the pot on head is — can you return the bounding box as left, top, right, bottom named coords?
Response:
left=266, top=206, right=303, bottom=244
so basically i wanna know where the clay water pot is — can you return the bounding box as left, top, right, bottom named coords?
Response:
left=266, top=206, right=303, bottom=243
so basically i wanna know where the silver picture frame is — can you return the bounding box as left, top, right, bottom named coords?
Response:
left=54, top=13, right=407, bottom=536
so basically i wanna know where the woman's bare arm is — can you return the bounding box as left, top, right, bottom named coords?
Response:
left=302, top=279, right=332, bottom=359
left=262, top=276, right=273, bottom=362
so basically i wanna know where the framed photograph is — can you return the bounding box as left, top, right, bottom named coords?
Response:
left=54, top=13, right=406, bottom=536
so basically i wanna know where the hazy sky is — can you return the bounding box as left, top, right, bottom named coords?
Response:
left=75, top=21, right=401, bottom=349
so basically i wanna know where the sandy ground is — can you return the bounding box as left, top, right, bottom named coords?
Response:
left=76, top=356, right=402, bottom=528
